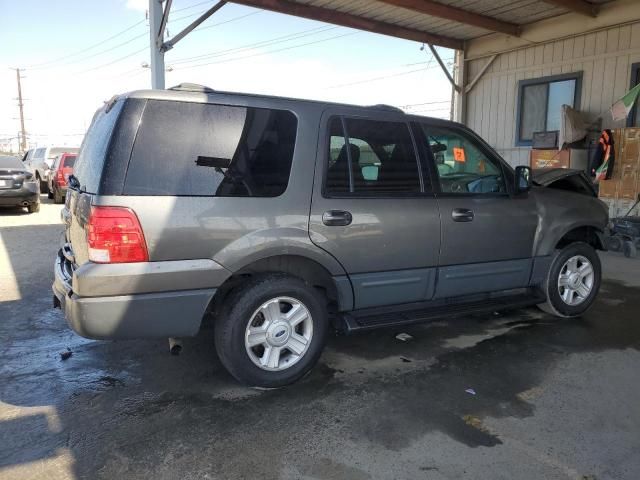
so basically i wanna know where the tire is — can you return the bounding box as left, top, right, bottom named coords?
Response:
left=54, top=187, right=64, bottom=204
left=38, top=175, right=49, bottom=194
left=214, top=274, right=328, bottom=388
left=47, top=190, right=54, bottom=199
left=537, top=242, right=601, bottom=318
left=27, top=201, right=40, bottom=214
left=623, top=241, right=637, bottom=258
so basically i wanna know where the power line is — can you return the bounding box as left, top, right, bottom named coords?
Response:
left=328, top=63, right=442, bottom=89
left=173, top=30, right=358, bottom=70
left=76, top=45, right=149, bottom=75
left=170, top=25, right=336, bottom=65
left=24, top=19, right=146, bottom=69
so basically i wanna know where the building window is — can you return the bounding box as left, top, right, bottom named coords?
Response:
left=628, top=63, right=640, bottom=127
left=515, top=72, right=582, bottom=146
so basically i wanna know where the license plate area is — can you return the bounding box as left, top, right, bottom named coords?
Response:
left=0, top=179, right=12, bottom=188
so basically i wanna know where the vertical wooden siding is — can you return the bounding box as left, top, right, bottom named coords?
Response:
left=465, top=22, right=640, bottom=166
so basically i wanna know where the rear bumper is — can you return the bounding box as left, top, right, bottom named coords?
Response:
left=0, top=184, right=39, bottom=206
left=53, top=251, right=223, bottom=339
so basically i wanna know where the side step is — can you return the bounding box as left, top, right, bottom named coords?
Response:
left=339, top=290, right=545, bottom=334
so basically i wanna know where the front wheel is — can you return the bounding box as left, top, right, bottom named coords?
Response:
left=214, top=274, right=328, bottom=388
left=537, top=242, right=601, bottom=318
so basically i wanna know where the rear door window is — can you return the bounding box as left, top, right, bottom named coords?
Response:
left=325, top=117, right=423, bottom=195
left=124, top=100, right=298, bottom=197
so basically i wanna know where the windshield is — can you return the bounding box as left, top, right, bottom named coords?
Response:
left=0, top=156, right=24, bottom=169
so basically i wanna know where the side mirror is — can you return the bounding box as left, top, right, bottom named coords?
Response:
left=515, top=165, right=532, bottom=193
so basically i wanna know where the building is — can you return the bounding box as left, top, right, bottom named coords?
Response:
left=460, top=0, right=640, bottom=166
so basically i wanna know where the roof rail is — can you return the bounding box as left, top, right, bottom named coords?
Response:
left=169, top=83, right=216, bottom=93
left=368, top=104, right=404, bottom=113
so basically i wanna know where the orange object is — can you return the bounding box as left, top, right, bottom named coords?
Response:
left=453, top=147, right=466, bottom=163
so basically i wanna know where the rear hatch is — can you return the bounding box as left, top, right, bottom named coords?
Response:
left=63, top=98, right=126, bottom=266
left=0, top=156, right=30, bottom=191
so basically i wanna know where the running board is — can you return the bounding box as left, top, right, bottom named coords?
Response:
left=339, top=290, right=545, bottom=333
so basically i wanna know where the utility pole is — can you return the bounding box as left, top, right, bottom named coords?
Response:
left=149, top=0, right=166, bottom=89
left=14, top=68, right=27, bottom=152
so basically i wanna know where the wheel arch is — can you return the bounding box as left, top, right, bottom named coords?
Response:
left=209, top=254, right=353, bottom=322
left=554, top=225, right=606, bottom=251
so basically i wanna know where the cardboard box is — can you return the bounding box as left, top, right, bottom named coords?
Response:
left=598, top=128, right=640, bottom=204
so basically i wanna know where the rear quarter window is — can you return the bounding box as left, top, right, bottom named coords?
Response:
left=73, top=98, right=125, bottom=193
left=123, top=100, right=297, bottom=197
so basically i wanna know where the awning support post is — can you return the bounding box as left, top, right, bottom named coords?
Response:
left=162, top=1, right=227, bottom=52
left=428, top=43, right=460, bottom=93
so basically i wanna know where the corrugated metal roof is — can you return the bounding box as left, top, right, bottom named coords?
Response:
left=231, top=0, right=613, bottom=49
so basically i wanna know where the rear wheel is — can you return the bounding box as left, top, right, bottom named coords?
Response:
left=214, top=274, right=328, bottom=388
left=37, top=174, right=49, bottom=194
left=538, top=242, right=601, bottom=318
left=27, top=201, right=40, bottom=214
left=53, top=187, right=64, bottom=204
left=47, top=190, right=54, bottom=199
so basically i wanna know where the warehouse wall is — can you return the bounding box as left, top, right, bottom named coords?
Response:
left=464, top=21, right=640, bottom=167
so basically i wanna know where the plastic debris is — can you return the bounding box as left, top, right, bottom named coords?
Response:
left=60, top=348, right=72, bottom=361
left=395, top=332, right=413, bottom=342
left=465, top=388, right=476, bottom=395
left=400, top=356, right=412, bottom=363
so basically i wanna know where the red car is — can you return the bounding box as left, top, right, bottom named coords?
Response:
left=48, top=153, right=77, bottom=204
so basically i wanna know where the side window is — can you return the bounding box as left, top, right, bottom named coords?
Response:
left=422, top=125, right=506, bottom=194
left=33, top=148, right=45, bottom=160
left=325, top=117, right=422, bottom=195
left=124, top=100, right=297, bottom=197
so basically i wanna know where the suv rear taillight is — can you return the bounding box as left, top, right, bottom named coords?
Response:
left=86, top=206, right=149, bottom=263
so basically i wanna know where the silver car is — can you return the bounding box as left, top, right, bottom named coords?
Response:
left=53, top=84, right=608, bottom=387
left=23, top=146, right=78, bottom=193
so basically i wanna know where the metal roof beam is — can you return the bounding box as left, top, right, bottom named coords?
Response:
left=162, top=1, right=227, bottom=52
left=229, top=0, right=464, bottom=50
left=543, top=0, right=599, bottom=17
left=378, top=0, right=521, bottom=37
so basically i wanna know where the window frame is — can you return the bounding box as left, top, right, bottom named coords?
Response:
left=417, top=119, right=513, bottom=198
left=627, top=62, right=640, bottom=128
left=515, top=72, right=583, bottom=147
left=322, top=114, right=430, bottom=199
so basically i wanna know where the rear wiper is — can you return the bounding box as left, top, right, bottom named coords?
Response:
left=67, top=174, right=85, bottom=193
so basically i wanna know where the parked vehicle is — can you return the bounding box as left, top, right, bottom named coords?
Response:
left=47, top=153, right=77, bottom=204
left=0, top=155, right=40, bottom=213
left=23, top=146, right=79, bottom=193
left=53, top=85, right=608, bottom=387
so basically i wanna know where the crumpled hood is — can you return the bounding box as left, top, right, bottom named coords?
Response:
left=532, top=168, right=596, bottom=197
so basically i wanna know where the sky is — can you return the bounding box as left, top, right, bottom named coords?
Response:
left=0, top=0, right=455, bottom=151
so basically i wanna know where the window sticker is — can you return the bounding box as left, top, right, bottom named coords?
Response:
left=453, top=147, right=466, bottom=163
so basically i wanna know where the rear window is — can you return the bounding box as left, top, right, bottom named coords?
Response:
left=124, top=100, right=297, bottom=197
left=63, top=155, right=76, bottom=167
left=73, top=98, right=125, bottom=193
left=0, top=156, right=23, bottom=169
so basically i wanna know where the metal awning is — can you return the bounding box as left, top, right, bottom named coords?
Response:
left=148, top=0, right=609, bottom=88
left=228, top=0, right=609, bottom=50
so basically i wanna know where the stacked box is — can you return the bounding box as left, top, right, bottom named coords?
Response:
left=598, top=128, right=640, bottom=215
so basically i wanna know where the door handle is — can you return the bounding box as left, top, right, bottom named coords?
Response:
left=322, top=210, right=353, bottom=226
left=451, top=208, right=474, bottom=222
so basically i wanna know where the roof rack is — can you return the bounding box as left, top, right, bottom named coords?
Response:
left=368, top=104, right=404, bottom=113
left=168, top=83, right=216, bottom=94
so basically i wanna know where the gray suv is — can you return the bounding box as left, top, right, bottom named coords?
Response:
left=53, top=84, right=608, bottom=387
